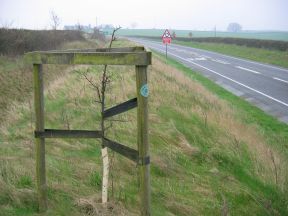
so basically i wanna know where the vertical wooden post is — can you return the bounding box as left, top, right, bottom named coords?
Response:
left=136, top=65, right=150, bottom=216
left=33, top=64, right=47, bottom=211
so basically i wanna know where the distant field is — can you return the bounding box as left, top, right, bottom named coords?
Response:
left=115, top=28, right=288, bottom=41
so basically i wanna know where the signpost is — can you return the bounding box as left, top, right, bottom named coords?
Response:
left=162, top=29, right=172, bottom=59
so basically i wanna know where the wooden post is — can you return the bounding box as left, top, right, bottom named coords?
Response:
left=136, top=65, right=150, bottom=216
left=33, top=64, right=47, bottom=211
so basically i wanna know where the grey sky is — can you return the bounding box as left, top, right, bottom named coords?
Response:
left=0, top=0, right=288, bottom=31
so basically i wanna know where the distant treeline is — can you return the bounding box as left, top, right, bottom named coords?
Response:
left=133, top=36, right=288, bottom=51
left=0, top=29, right=85, bottom=55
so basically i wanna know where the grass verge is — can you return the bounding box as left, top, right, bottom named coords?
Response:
left=0, top=39, right=287, bottom=215
left=153, top=51, right=288, bottom=155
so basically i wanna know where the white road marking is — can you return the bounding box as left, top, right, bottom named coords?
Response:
left=187, top=58, right=195, bottom=61
left=200, top=55, right=210, bottom=59
left=211, top=59, right=230, bottom=64
left=236, top=66, right=261, bottom=74
left=195, top=57, right=207, bottom=61
left=273, top=77, right=288, bottom=84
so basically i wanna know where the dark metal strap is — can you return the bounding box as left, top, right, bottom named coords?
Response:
left=138, top=156, right=150, bottom=166
left=103, top=137, right=138, bottom=163
left=34, top=129, right=102, bottom=138
left=103, top=98, right=137, bottom=119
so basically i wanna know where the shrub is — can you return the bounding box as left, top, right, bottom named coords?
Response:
left=0, top=29, right=86, bottom=55
left=175, top=37, right=288, bottom=51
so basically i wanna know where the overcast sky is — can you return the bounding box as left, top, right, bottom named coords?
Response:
left=0, top=0, right=288, bottom=31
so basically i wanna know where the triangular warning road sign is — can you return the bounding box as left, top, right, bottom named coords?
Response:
left=162, top=29, right=171, bottom=38
left=162, top=29, right=172, bottom=44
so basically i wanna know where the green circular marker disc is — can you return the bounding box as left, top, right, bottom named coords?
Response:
left=140, top=84, right=149, bottom=97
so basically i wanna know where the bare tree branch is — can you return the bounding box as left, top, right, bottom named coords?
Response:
left=101, top=26, right=121, bottom=134
left=50, top=10, right=61, bottom=30
left=82, top=72, right=102, bottom=101
left=80, top=27, right=121, bottom=204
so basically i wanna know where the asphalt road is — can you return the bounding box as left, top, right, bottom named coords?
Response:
left=130, top=38, right=288, bottom=123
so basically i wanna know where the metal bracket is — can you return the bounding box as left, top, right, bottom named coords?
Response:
left=103, top=137, right=138, bottom=163
left=138, top=156, right=150, bottom=166
left=103, top=97, right=137, bottom=119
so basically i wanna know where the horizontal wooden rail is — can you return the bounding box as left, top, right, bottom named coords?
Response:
left=103, top=138, right=138, bottom=163
left=35, top=129, right=102, bottom=138
left=25, top=51, right=151, bottom=66
left=45, top=47, right=145, bottom=53
left=103, top=98, right=137, bottom=119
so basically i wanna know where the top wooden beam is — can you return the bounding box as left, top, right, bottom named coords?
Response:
left=46, top=47, right=145, bottom=53
left=24, top=47, right=151, bottom=66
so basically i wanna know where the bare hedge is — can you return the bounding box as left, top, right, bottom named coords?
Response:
left=132, top=36, right=288, bottom=51
left=175, top=37, right=288, bottom=51
left=0, top=29, right=85, bottom=55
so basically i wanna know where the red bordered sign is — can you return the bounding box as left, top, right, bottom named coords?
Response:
left=162, top=29, right=172, bottom=44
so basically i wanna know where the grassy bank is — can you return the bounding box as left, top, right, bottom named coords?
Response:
left=0, top=39, right=101, bottom=124
left=174, top=40, right=288, bottom=68
left=155, top=51, right=288, bottom=152
left=0, top=39, right=287, bottom=215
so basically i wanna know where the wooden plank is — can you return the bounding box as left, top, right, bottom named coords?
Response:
left=35, top=129, right=102, bottom=138
left=46, top=46, right=145, bottom=53
left=103, top=138, right=138, bottom=163
left=103, top=97, right=137, bottom=119
left=33, top=64, right=47, bottom=212
left=24, top=51, right=152, bottom=66
left=136, top=65, right=150, bottom=216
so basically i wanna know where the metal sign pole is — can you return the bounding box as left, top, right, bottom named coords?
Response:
left=165, top=43, right=167, bottom=59
left=162, top=29, right=171, bottom=62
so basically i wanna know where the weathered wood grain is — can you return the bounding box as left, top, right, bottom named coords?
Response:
left=33, top=64, right=47, bottom=212
left=136, top=65, right=150, bottom=216
left=25, top=51, right=151, bottom=65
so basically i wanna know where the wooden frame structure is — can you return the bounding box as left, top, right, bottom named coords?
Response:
left=24, top=47, right=151, bottom=215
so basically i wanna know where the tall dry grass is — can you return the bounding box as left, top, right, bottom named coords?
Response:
left=150, top=58, right=287, bottom=188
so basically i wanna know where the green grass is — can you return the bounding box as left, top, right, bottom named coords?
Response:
left=1, top=39, right=288, bottom=215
